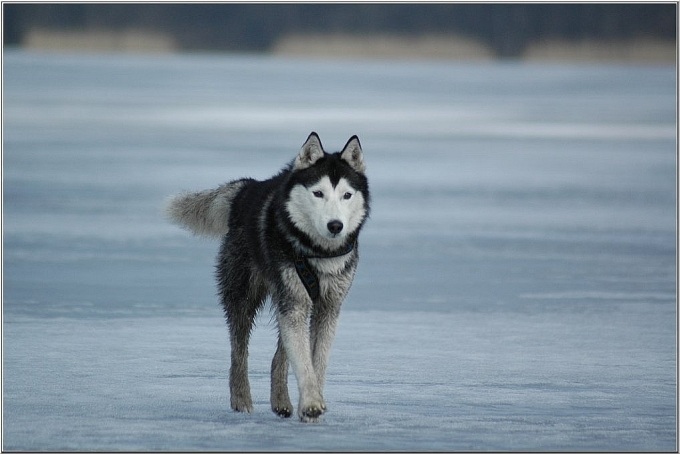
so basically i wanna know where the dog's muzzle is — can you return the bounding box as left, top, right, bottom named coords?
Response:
left=327, top=220, right=343, bottom=235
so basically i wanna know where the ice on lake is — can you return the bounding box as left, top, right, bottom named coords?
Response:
left=2, top=50, right=677, bottom=451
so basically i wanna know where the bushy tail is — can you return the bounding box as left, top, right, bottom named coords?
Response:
left=166, top=179, right=247, bottom=238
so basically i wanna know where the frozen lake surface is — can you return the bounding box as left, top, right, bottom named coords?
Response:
left=2, top=50, right=677, bottom=451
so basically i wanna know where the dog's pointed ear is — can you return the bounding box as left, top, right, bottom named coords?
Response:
left=294, top=132, right=325, bottom=170
left=340, top=135, right=365, bottom=173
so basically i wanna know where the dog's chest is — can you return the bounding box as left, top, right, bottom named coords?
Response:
left=308, top=254, right=352, bottom=276
left=312, top=256, right=356, bottom=300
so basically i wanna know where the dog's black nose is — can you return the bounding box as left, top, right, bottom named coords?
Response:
left=327, top=220, right=343, bottom=235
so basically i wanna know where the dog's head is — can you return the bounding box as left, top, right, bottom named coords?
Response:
left=285, top=132, right=370, bottom=251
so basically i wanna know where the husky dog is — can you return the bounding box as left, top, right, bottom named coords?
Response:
left=167, top=132, right=370, bottom=422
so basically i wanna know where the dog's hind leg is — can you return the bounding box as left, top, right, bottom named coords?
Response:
left=226, top=301, right=258, bottom=413
left=311, top=273, right=353, bottom=394
left=270, top=335, right=292, bottom=418
left=275, top=288, right=325, bottom=422
left=310, top=302, right=341, bottom=393
left=219, top=242, right=265, bottom=414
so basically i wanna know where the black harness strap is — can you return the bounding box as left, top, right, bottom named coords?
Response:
left=294, top=256, right=321, bottom=301
left=293, top=242, right=355, bottom=301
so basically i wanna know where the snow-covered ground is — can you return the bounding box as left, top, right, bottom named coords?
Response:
left=3, top=50, right=677, bottom=451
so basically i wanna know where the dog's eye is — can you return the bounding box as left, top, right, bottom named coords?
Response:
left=343, top=192, right=353, bottom=200
left=313, top=191, right=324, bottom=198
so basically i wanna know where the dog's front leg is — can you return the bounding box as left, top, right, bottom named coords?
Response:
left=276, top=303, right=325, bottom=422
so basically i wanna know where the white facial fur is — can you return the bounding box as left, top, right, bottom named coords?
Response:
left=286, top=176, right=366, bottom=250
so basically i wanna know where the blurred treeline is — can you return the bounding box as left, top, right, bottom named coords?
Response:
left=3, top=3, right=676, bottom=58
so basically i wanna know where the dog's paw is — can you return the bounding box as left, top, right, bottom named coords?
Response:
left=272, top=405, right=292, bottom=418
left=230, top=395, right=254, bottom=414
left=299, top=401, right=326, bottom=422
left=271, top=386, right=293, bottom=418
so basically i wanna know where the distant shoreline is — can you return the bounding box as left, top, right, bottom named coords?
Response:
left=18, top=29, right=677, bottom=64
left=274, top=33, right=676, bottom=64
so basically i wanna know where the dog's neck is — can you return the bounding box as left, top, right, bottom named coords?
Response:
left=293, top=242, right=355, bottom=301
left=296, top=241, right=355, bottom=260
